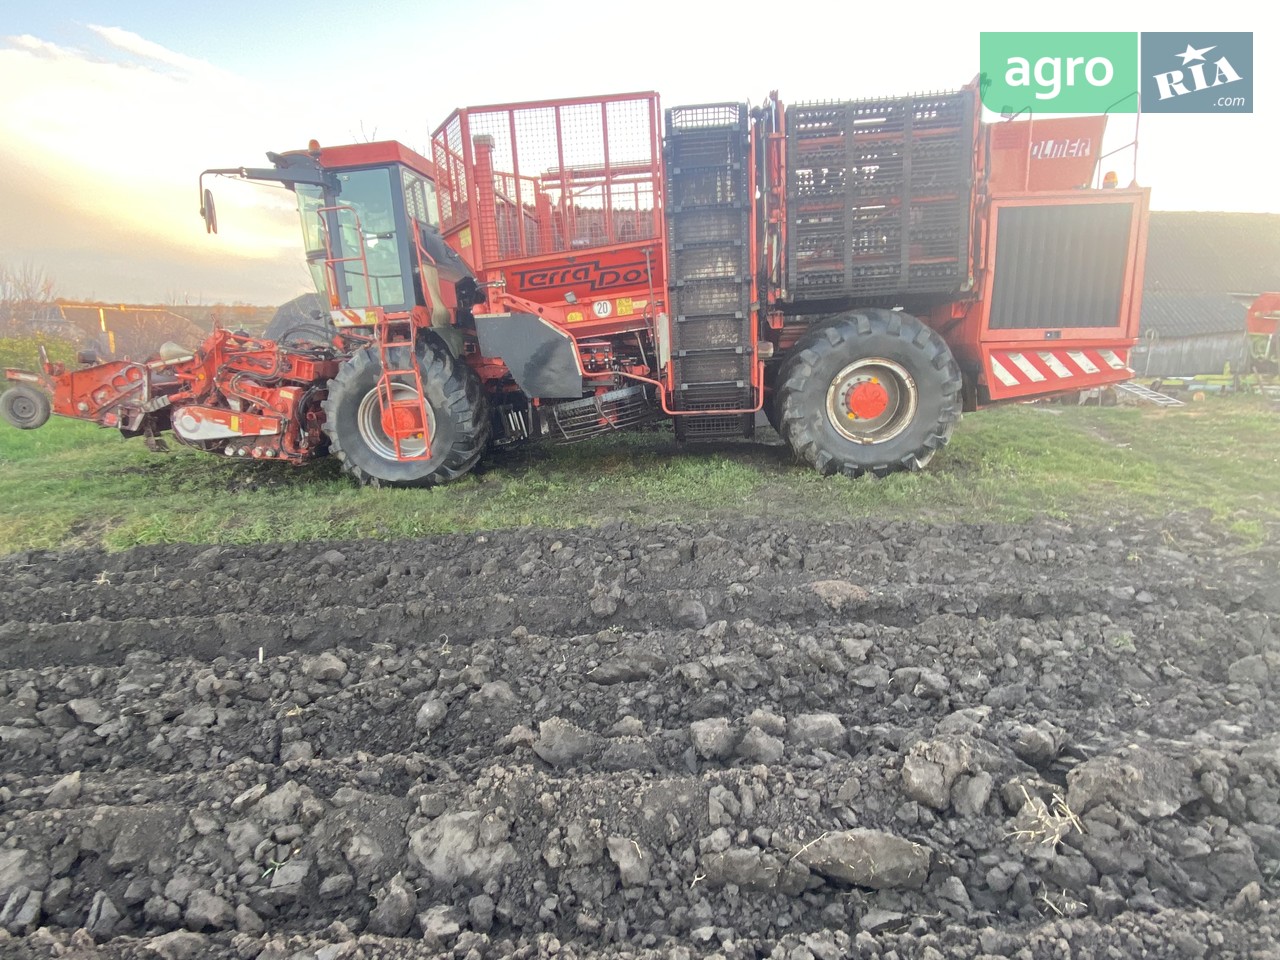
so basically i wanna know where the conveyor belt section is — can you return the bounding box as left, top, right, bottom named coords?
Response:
left=665, top=102, right=755, bottom=440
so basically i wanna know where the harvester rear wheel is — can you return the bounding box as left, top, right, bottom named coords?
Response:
left=776, top=310, right=961, bottom=477
left=1, top=385, right=52, bottom=430
left=321, top=337, right=489, bottom=487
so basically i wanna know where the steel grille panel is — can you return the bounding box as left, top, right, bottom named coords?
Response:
left=664, top=101, right=755, bottom=420
left=988, top=203, right=1133, bottom=330
left=672, top=278, right=750, bottom=317
left=674, top=315, right=749, bottom=349
left=672, top=243, right=745, bottom=281
left=549, top=386, right=658, bottom=442
left=786, top=90, right=974, bottom=300
left=667, top=103, right=747, bottom=131
left=675, top=412, right=754, bottom=441
left=670, top=209, right=749, bottom=246
left=672, top=349, right=750, bottom=385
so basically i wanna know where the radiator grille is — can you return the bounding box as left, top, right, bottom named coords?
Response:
left=988, top=203, right=1134, bottom=330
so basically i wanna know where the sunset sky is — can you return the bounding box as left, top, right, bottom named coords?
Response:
left=2, top=1, right=1273, bottom=306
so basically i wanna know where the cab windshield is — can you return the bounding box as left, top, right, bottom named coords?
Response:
left=295, top=167, right=410, bottom=310
left=295, top=184, right=327, bottom=295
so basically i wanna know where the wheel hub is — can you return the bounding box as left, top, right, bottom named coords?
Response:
left=845, top=379, right=890, bottom=420
left=825, top=358, right=918, bottom=444
left=382, top=403, right=425, bottom=438
left=357, top=382, right=433, bottom=460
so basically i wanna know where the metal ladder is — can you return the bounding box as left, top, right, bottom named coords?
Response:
left=373, top=315, right=432, bottom=461
left=320, top=204, right=433, bottom=460
left=1115, top=381, right=1186, bottom=407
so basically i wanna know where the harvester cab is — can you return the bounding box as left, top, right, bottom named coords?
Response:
left=200, top=143, right=475, bottom=353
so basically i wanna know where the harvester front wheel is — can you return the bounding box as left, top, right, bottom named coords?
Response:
left=1, top=385, right=52, bottom=430
left=776, top=310, right=961, bottom=477
left=321, top=338, right=489, bottom=487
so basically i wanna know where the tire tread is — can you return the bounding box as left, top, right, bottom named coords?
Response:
left=776, top=311, right=962, bottom=478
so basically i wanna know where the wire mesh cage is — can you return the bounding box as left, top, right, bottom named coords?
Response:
left=786, top=89, right=975, bottom=300
left=431, top=94, right=665, bottom=265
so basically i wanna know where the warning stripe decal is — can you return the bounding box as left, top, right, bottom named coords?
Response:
left=990, top=356, right=1019, bottom=387
left=1037, top=351, right=1072, bottom=378
left=1098, top=349, right=1127, bottom=370
left=1067, top=350, right=1100, bottom=374
left=1007, top=352, right=1047, bottom=383
left=988, top=346, right=1130, bottom=393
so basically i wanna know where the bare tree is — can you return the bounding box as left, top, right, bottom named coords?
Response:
left=0, top=260, right=56, bottom=328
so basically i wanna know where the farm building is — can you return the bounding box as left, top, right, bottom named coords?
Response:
left=1132, top=212, right=1280, bottom=377
left=52, top=301, right=207, bottom=359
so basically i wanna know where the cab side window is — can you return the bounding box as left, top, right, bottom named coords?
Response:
left=401, top=169, right=441, bottom=229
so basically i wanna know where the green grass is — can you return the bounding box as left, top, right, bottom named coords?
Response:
left=1, top=396, right=1276, bottom=553
left=0, top=335, right=77, bottom=377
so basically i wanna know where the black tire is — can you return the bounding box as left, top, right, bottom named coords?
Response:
left=1, top=385, right=52, bottom=430
left=776, top=309, right=961, bottom=477
left=765, top=316, right=847, bottom=434
left=264, top=294, right=332, bottom=343
left=763, top=364, right=783, bottom=434
left=321, top=337, right=489, bottom=487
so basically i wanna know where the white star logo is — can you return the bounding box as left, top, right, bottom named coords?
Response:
left=1176, top=43, right=1216, bottom=65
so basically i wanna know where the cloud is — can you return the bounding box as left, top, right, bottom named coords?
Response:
left=85, top=23, right=224, bottom=78
left=5, top=34, right=79, bottom=59
left=0, top=27, right=321, bottom=304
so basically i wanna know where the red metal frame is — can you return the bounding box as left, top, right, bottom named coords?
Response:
left=7, top=330, right=338, bottom=461
left=431, top=93, right=667, bottom=343
left=1246, top=292, right=1280, bottom=336
left=967, top=187, right=1149, bottom=401
left=302, top=141, right=438, bottom=180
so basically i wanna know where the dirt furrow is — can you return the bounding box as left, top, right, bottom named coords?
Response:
left=0, top=516, right=1277, bottom=959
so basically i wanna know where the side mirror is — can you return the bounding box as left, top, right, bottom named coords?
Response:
left=200, top=188, right=218, bottom=234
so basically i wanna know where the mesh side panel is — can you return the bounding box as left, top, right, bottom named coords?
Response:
left=670, top=209, right=750, bottom=246
left=672, top=350, right=750, bottom=385
left=786, top=89, right=974, bottom=300
left=672, top=243, right=746, bottom=280
left=674, top=315, right=749, bottom=349
left=673, top=278, right=750, bottom=316
left=431, top=95, right=662, bottom=261
left=670, top=167, right=746, bottom=208
left=667, top=103, right=747, bottom=131
left=675, top=413, right=754, bottom=440
left=432, top=115, right=468, bottom=230
left=676, top=383, right=752, bottom=406
left=668, top=134, right=746, bottom=168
